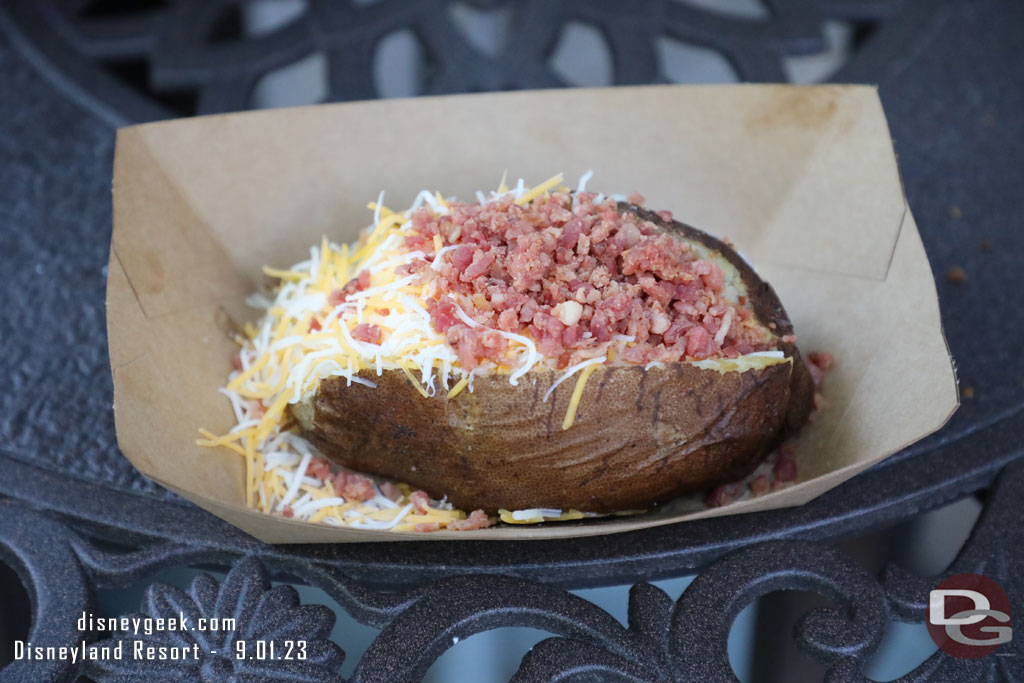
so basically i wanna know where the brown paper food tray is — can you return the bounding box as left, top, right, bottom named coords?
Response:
left=107, top=84, right=957, bottom=542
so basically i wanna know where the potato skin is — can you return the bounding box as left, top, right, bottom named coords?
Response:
left=293, top=209, right=814, bottom=513
left=624, top=204, right=815, bottom=435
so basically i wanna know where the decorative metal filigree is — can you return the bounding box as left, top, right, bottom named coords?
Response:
left=86, top=557, right=345, bottom=682
left=2, top=459, right=1022, bottom=681
left=0, top=0, right=941, bottom=124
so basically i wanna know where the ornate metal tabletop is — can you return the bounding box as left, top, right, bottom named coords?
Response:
left=0, top=0, right=1022, bottom=681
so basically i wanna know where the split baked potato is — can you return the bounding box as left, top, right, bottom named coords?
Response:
left=291, top=205, right=814, bottom=513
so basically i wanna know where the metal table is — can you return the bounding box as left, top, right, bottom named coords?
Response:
left=0, top=1, right=1022, bottom=680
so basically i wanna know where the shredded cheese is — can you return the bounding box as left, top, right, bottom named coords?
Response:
left=562, top=362, right=600, bottom=430
left=199, top=174, right=591, bottom=531
left=514, top=172, right=564, bottom=205
left=543, top=355, right=608, bottom=404
left=198, top=172, right=781, bottom=531
left=447, top=377, right=470, bottom=399
left=498, top=508, right=591, bottom=524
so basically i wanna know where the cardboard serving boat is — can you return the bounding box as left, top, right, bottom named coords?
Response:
left=108, top=85, right=957, bottom=542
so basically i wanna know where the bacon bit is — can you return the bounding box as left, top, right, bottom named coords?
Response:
left=444, top=325, right=508, bottom=372
left=450, top=246, right=474, bottom=272
left=621, top=236, right=695, bottom=281
left=806, top=364, right=824, bottom=388
left=805, top=351, right=834, bottom=420
left=946, top=266, right=968, bottom=284
left=410, top=490, right=430, bottom=514
left=333, top=471, right=376, bottom=502
left=376, top=307, right=390, bottom=316
left=380, top=481, right=402, bottom=501
left=962, top=385, right=975, bottom=399
left=806, top=353, right=832, bottom=387
left=427, top=298, right=460, bottom=333
left=462, top=250, right=495, bottom=281
left=695, top=259, right=725, bottom=291
left=329, top=269, right=372, bottom=306
left=307, top=457, right=332, bottom=481
left=617, top=221, right=641, bottom=248
left=706, top=482, right=745, bottom=508
left=498, top=308, right=518, bottom=331
left=282, top=506, right=294, bottom=519
left=808, top=352, right=834, bottom=371
left=750, top=475, right=770, bottom=496
left=561, top=218, right=582, bottom=249
left=414, top=522, right=441, bottom=532
left=448, top=509, right=492, bottom=531
left=812, top=392, right=827, bottom=416
left=352, top=323, right=382, bottom=344
left=774, top=442, right=798, bottom=482
left=232, top=350, right=244, bottom=372
left=685, top=326, right=712, bottom=358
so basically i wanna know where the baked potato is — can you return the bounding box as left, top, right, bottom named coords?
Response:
left=291, top=201, right=814, bottom=514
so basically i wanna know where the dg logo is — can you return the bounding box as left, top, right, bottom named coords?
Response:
left=927, top=573, right=1013, bottom=659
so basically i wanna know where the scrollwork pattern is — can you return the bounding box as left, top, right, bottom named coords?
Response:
left=2, top=462, right=1021, bottom=682
left=86, top=557, right=345, bottom=682
left=0, top=0, right=933, bottom=124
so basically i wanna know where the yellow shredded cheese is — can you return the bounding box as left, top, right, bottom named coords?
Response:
left=514, top=172, right=564, bottom=205
left=262, top=266, right=307, bottom=281
left=562, top=363, right=599, bottom=430
left=400, top=363, right=429, bottom=398
left=446, top=377, right=469, bottom=399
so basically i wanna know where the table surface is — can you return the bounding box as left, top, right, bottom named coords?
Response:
left=0, top=0, right=1022, bottom=681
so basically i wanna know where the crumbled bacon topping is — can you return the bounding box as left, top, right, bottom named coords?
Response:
left=329, top=269, right=371, bottom=306
left=405, top=191, right=772, bottom=367
left=409, top=490, right=431, bottom=515
left=750, top=475, right=771, bottom=496
left=333, top=471, right=376, bottom=502
left=351, top=323, right=382, bottom=344
left=307, top=457, right=332, bottom=481
left=380, top=481, right=402, bottom=502
left=806, top=352, right=834, bottom=420
left=448, top=509, right=492, bottom=531
left=774, top=441, right=798, bottom=483
left=706, top=482, right=745, bottom=508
